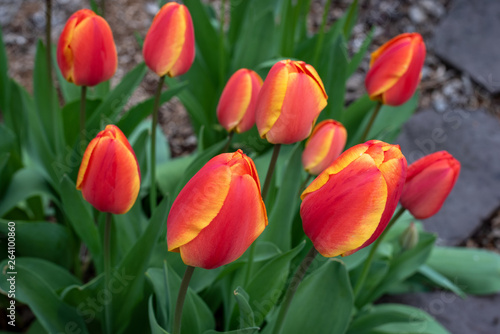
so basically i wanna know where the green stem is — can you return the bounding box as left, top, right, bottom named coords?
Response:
left=104, top=212, right=112, bottom=334
left=273, top=247, right=318, bottom=334
left=173, top=266, right=195, bottom=334
left=219, top=0, right=226, bottom=85
left=261, top=144, right=281, bottom=201
left=221, top=131, right=234, bottom=153
left=359, top=102, right=382, bottom=143
left=80, top=86, right=87, bottom=153
left=298, top=174, right=312, bottom=197
left=150, top=75, right=165, bottom=215
left=353, top=206, right=406, bottom=298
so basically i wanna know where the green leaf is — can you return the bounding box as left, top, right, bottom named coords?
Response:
left=112, top=197, right=170, bottom=332
left=117, top=82, right=187, bottom=137
left=277, top=260, right=353, bottom=334
left=259, top=143, right=302, bottom=251
left=52, top=47, right=80, bottom=104
left=233, top=286, right=255, bottom=328
left=427, top=247, right=500, bottom=295
left=87, top=63, right=147, bottom=130
left=342, top=94, right=377, bottom=142
left=0, top=220, right=73, bottom=268
left=157, top=155, right=196, bottom=198
left=60, top=175, right=102, bottom=259
left=0, top=168, right=58, bottom=218
left=418, top=264, right=466, bottom=298
left=347, top=28, right=374, bottom=77
left=246, top=242, right=305, bottom=324
left=60, top=98, right=102, bottom=148
left=342, top=0, right=359, bottom=39
left=347, top=304, right=450, bottom=334
left=0, top=258, right=88, bottom=334
left=148, top=295, right=170, bottom=334
left=203, top=329, right=260, bottom=334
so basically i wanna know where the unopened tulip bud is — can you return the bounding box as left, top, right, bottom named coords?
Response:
left=57, top=9, right=117, bottom=86
left=400, top=151, right=460, bottom=219
left=365, top=33, right=426, bottom=106
left=399, top=222, right=419, bottom=250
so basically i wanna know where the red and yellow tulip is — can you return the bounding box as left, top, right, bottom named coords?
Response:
left=57, top=9, right=117, bottom=87
left=302, top=120, right=347, bottom=175
left=401, top=151, right=460, bottom=219
left=365, top=33, right=426, bottom=106
left=217, top=69, right=263, bottom=133
left=300, top=140, right=407, bottom=257
left=256, top=60, right=328, bottom=144
left=143, top=2, right=195, bottom=78
left=77, top=125, right=141, bottom=215
left=167, top=150, right=268, bottom=269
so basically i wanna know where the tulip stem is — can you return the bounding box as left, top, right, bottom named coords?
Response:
left=173, top=265, right=195, bottom=334
left=359, top=102, right=382, bottom=143
left=80, top=86, right=87, bottom=153
left=272, top=247, right=318, bottom=334
left=353, top=206, right=406, bottom=298
left=103, top=212, right=113, bottom=334
left=150, top=75, right=165, bottom=215
left=262, top=144, right=281, bottom=201
left=222, top=131, right=234, bottom=153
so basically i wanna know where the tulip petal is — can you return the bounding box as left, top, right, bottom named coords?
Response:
left=167, top=162, right=231, bottom=252
left=76, top=136, right=99, bottom=190
left=302, top=125, right=335, bottom=173
left=217, top=69, right=253, bottom=132
left=236, top=71, right=263, bottom=133
left=265, top=72, right=328, bottom=144
left=179, top=173, right=267, bottom=269
left=168, top=5, right=195, bottom=77
left=301, top=154, right=387, bottom=257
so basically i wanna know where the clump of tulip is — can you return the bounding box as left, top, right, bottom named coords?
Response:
left=57, top=9, right=117, bottom=86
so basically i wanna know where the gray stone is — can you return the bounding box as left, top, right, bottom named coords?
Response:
left=432, top=0, right=500, bottom=94
left=396, top=109, right=500, bottom=246
left=379, top=292, right=500, bottom=334
left=409, top=5, right=427, bottom=24
left=420, top=0, right=446, bottom=18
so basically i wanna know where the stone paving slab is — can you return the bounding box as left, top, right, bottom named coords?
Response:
left=432, top=0, right=500, bottom=93
left=396, top=109, right=500, bottom=245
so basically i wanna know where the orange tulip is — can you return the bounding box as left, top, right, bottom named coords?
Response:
left=302, top=120, right=347, bottom=175
left=143, top=2, right=195, bottom=77
left=77, top=125, right=141, bottom=215
left=255, top=60, right=328, bottom=144
left=365, top=33, right=426, bottom=106
left=300, top=140, right=407, bottom=257
left=167, top=150, right=268, bottom=269
left=57, top=9, right=117, bottom=87
left=400, top=151, right=460, bottom=219
left=217, top=69, right=263, bottom=133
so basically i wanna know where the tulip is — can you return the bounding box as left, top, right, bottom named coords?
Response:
left=167, top=150, right=268, bottom=269
left=77, top=125, right=141, bottom=214
left=217, top=69, right=263, bottom=133
left=255, top=60, right=328, bottom=144
left=143, top=2, right=195, bottom=78
left=300, top=140, right=407, bottom=257
left=57, top=9, right=117, bottom=86
left=400, top=151, right=460, bottom=219
left=365, top=33, right=426, bottom=106
left=302, top=120, right=347, bottom=175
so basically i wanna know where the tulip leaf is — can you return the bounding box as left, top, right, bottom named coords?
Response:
left=245, top=241, right=305, bottom=324
left=426, top=247, right=500, bottom=295
left=233, top=287, right=255, bottom=328
left=157, top=155, right=196, bottom=199
left=273, top=260, right=353, bottom=334
left=203, top=329, right=260, bottom=334
left=117, top=81, right=187, bottom=137
left=60, top=98, right=102, bottom=148
left=52, top=47, right=80, bottom=104
left=0, top=257, right=88, bottom=334
left=0, top=168, right=59, bottom=218
left=343, top=94, right=378, bottom=147
left=0, top=27, right=9, bottom=113
left=0, top=220, right=73, bottom=269
left=87, top=62, right=147, bottom=131
left=227, top=0, right=250, bottom=48
left=347, top=27, right=374, bottom=77
left=60, top=175, right=102, bottom=259
left=343, top=0, right=359, bottom=40
left=148, top=295, right=170, bottom=334
left=112, top=197, right=170, bottom=332
left=259, top=143, right=302, bottom=251
left=347, top=304, right=450, bottom=334
left=417, top=264, right=466, bottom=298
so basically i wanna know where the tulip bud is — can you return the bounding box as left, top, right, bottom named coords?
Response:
left=256, top=60, right=328, bottom=144
left=399, top=222, right=419, bottom=251
left=300, top=140, right=407, bottom=257
left=57, top=9, right=117, bottom=87
left=217, top=69, right=263, bottom=134
left=365, top=33, right=426, bottom=106
left=302, top=120, right=347, bottom=175
left=77, top=125, right=141, bottom=215
left=167, top=150, right=268, bottom=269
left=143, top=2, right=195, bottom=78
left=400, top=151, right=460, bottom=219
